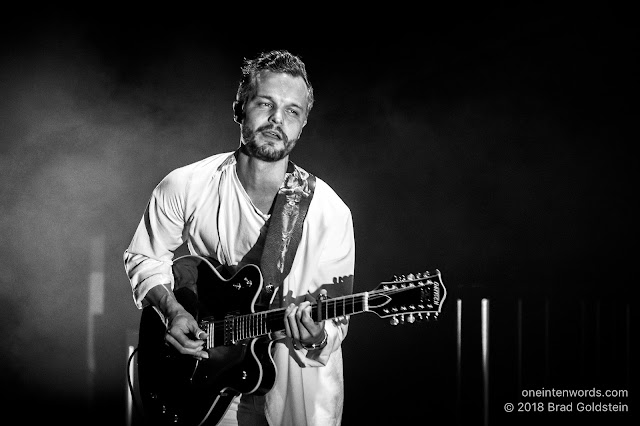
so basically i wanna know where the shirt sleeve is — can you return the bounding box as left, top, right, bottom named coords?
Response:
left=123, top=167, right=190, bottom=308
left=298, top=203, right=356, bottom=366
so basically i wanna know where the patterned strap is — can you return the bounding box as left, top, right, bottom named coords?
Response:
left=258, top=162, right=316, bottom=308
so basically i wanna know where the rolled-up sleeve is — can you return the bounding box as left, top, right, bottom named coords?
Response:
left=123, top=168, right=190, bottom=308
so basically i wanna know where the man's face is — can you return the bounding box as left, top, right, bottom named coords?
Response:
left=240, top=71, right=309, bottom=162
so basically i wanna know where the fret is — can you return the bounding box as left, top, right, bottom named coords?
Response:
left=239, top=316, right=243, bottom=341
left=246, top=314, right=250, bottom=339
left=324, top=299, right=329, bottom=321
left=244, top=315, right=247, bottom=339
left=244, top=314, right=248, bottom=339
left=257, top=312, right=263, bottom=337
left=241, top=315, right=246, bottom=340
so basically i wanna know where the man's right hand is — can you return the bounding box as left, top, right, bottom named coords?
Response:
left=165, top=310, right=209, bottom=360
left=145, top=284, right=209, bottom=360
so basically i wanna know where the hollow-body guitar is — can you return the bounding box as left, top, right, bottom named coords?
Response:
left=136, top=256, right=446, bottom=425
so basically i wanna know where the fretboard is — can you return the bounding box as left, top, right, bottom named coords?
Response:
left=202, top=291, right=373, bottom=347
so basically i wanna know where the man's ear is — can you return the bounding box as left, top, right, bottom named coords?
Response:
left=233, top=101, right=244, bottom=124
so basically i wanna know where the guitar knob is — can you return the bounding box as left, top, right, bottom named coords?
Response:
left=407, top=313, right=416, bottom=324
left=389, top=316, right=399, bottom=326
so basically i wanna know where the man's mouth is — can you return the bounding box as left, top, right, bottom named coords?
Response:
left=261, top=129, right=283, bottom=140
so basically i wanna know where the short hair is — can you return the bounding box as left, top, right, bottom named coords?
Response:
left=233, top=50, right=314, bottom=122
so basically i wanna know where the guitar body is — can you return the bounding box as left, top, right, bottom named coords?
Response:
left=137, top=260, right=276, bottom=426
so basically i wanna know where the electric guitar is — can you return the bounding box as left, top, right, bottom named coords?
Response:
left=136, top=255, right=446, bottom=426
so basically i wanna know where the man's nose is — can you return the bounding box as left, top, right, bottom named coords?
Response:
left=269, top=108, right=283, bottom=124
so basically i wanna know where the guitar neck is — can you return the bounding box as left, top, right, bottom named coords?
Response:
left=204, top=292, right=370, bottom=347
left=203, top=272, right=444, bottom=348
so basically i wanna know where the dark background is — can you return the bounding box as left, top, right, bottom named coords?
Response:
left=1, top=4, right=635, bottom=425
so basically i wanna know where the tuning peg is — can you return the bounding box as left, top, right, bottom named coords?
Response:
left=389, top=316, right=399, bottom=326
left=407, top=313, right=416, bottom=324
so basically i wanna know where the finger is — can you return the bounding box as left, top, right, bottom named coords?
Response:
left=297, top=305, right=324, bottom=343
left=299, top=296, right=318, bottom=337
left=165, top=331, right=208, bottom=358
left=194, top=329, right=207, bottom=341
left=287, top=306, right=301, bottom=342
left=165, top=331, right=200, bottom=353
left=284, top=304, right=295, bottom=338
left=285, top=304, right=303, bottom=349
left=300, top=303, right=319, bottom=330
left=296, top=301, right=311, bottom=321
left=183, top=337, right=205, bottom=349
left=166, top=327, right=205, bottom=351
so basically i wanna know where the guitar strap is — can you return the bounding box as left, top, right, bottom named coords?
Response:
left=257, top=161, right=316, bottom=308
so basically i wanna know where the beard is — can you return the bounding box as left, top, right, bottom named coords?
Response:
left=241, top=124, right=298, bottom=162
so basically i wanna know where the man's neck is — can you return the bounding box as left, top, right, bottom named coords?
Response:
left=236, top=150, right=288, bottom=214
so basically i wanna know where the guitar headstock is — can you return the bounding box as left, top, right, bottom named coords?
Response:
left=370, top=270, right=446, bottom=325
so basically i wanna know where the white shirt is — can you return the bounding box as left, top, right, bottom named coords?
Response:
left=123, top=151, right=355, bottom=425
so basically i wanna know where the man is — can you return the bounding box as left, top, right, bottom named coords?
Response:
left=123, top=50, right=355, bottom=425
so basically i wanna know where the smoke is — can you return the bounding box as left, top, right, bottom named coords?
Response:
left=0, top=31, right=239, bottom=413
